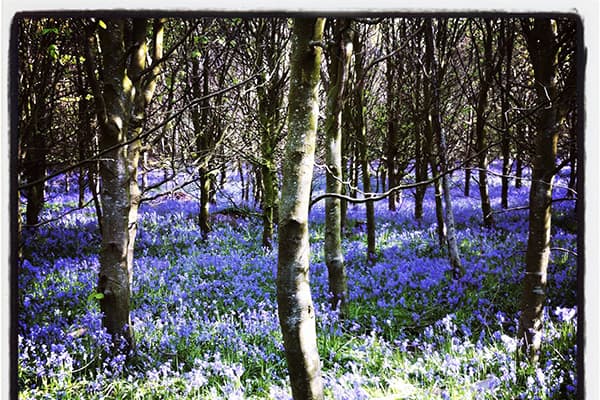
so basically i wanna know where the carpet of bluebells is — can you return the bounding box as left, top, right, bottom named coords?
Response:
left=18, top=163, right=578, bottom=399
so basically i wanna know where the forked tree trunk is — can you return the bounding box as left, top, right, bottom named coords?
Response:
left=324, top=18, right=352, bottom=313
left=128, top=18, right=164, bottom=287
left=277, top=17, right=325, bottom=400
left=89, top=18, right=164, bottom=352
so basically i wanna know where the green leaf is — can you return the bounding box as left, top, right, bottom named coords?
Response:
left=87, top=291, right=105, bottom=303
left=48, top=44, right=59, bottom=60
left=98, top=20, right=107, bottom=30
left=191, top=49, right=201, bottom=58
left=41, top=27, right=59, bottom=35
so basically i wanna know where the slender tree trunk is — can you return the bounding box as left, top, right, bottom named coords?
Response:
left=515, top=151, right=523, bottom=189
left=23, top=138, right=46, bottom=227
left=567, top=118, right=577, bottom=198
left=474, top=20, right=495, bottom=228
left=431, top=160, right=447, bottom=246
left=191, top=52, right=213, bottom=239
left=518, top=18, right=567, bottom=363
left=353, top=31, right=376, bottom=260
left=386, top=74, right=398, bottom=211
left=464, top=166, right=471, bottom=197
left=501, top=20, right=514, bottom=209
left=425, top=18, right=463, bottom=278
left=127, top=18, right=164, bottom=279
left=324, top=19, right=352, bottom=313
left=277, top=18, right=325, bottom=400
left=256, top=20, right=284, bottom=249
left=413, top=73, right=427, bottom=222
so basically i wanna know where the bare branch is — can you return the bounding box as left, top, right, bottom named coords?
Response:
left=18, top=71, right=261, bottom=192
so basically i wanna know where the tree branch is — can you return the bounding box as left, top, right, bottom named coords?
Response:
left=18, top=71, right=261, bottom=192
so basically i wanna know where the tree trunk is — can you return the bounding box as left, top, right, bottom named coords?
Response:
left=191, top=50, right=213, bottom=239
left=256, top=19, right=285, bottom=249
left=515, top=151, right=523, bottom=189
left=518, top=18, right=566, bottom=363
left=473, top=20, right=495, bottom=228
left=425, top=18, right=463, bottom=278
left=277, top=18, right=325, bottom=400
left=324, top=19, right=352, bottom=313
left=127, top=18, right=164, bottom=283
left=413, top=72, right=427, bottom=222
left=501, top=20, right=514, bottom=209
left=95, top=19, right=135, bottom=350
left=353, top=30, right=376, bottom=260
left=23, top=140, right=46, bottom=227
left=386, top=66, right=398, bottom=212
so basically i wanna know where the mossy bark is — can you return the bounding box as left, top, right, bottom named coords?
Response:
left=324, top=19, right=352, bottom=313
left=277, top=17, right=325, bottom=400
left=96, top=19, right=134, bottom=350
left=256, top=19, right=285, bottom=249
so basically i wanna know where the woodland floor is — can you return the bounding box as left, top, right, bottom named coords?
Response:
left=18, top=163, right=578, bottom=399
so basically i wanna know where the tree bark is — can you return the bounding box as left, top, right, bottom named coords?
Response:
left=518, top=18, right=568, bottom=363
left=95, top=19, right=135, bottom=350
left=473, top=20, right=496, bottom=228
left=501, top=19, right=514, bottom=209
left=413, top=68, right=427, bottom=222
left=324, top=19, right=352, bottom=313
left=191, top=51, right=212, bottom=239
left=256, top=19, right=285, bottom=249
left=425, top=18, right=463, bottom=278
left=353, top=30, right=377, bottom=260
left=277, top=17, right=325, bottom=400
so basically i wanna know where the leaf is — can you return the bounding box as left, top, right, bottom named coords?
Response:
left=87, top=291, right=105, bottom=302
left=41, top=27, right=59, bottom=35
left=48, top=44, right=59, bottom=60
left=191, top=49, right=201, bottom=58
left=98, top=20, right=107, bottom=30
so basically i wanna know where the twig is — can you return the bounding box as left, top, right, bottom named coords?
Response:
left=22, top=198, right=94, bottom=228
left=18, top=71, right=261, bottom=192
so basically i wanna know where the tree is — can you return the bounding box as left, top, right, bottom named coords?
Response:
left=499, top=18, right=515, bottom=209
left=424, top=18, right=464, bottom=278
left=277, top=17, right=325, bottom=400
left=85, top=17, right=165, bottom=351
left=254, top=18, right=288, bottom=249
left=470, top=19, right=499, bottom=227
left=518, top=17, right=577, bottom=363
left=324, top=18, right=352, bottom=313
left=352, top=25, right=377, bottom=260
left=18, top=19, right=63, bottom=227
